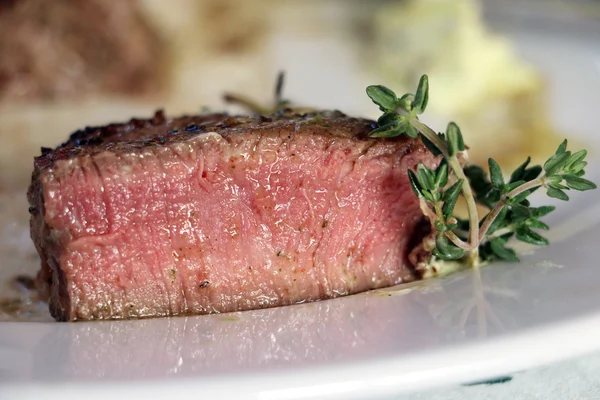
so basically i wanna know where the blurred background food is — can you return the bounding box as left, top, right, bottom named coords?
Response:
left=0, top=0, right=166, bottom=101
left=0, top=0, right=562, bottom=190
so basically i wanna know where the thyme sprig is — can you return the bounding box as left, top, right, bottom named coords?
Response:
left=224, top=72, right=317, bottom=115
left=224, top=72, right=289, bottom=115
left=366, top=75, right=596, bottom=268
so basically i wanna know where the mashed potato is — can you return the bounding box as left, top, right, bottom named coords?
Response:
left=373, top=0, right=561, bottom=168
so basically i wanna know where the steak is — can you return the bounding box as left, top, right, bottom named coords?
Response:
left=28, top=110, right=437, bottom=321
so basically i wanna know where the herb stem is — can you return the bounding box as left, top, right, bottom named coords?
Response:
left=411, top=117, right=481, bottom=263
left=433, top=202, right=471, bottom=250
left=223, top=93, right=271, bottom=115
left=484, top=226, right=515, bottom=241
left=410, top=118, right=449, bottom=157
left=449, top=157, right=481, bottom=252
left=478, top=177, right=546, bottom=241
left=446, top=231, right=472, bottom=251
left=419, top=198, right=439, bottom=223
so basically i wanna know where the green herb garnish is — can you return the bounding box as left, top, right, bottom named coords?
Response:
left=224, top=72, right=317, bottom=115
left=367, top=75, right=596, bottom=269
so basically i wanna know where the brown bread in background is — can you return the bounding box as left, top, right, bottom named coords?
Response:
left=0, top=0, right=166, bottom=102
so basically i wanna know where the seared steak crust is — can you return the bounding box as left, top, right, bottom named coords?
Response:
left=29, top=110, right=435, bottom=321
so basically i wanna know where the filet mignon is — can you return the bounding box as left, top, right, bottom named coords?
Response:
left=28, top=110, right=436, bottom=321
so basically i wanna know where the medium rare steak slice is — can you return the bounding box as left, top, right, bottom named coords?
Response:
left=28, top=110, right=436, bottom=321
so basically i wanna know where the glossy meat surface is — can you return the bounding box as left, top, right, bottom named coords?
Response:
left=28, top=111, right=435, bottom=321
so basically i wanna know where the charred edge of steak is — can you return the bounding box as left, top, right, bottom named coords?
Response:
left=32, top=109, right=377, bottom=175
left=49, top=253, right=70, bottom=322
left=407, top=218, right=433, bottom=278
left=27, top=174, right=72, bottom=321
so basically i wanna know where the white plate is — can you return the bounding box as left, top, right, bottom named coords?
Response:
left=3, top=4, right=600, bottom=400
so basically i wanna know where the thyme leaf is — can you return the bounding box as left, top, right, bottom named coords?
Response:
left=366, top=75, right=597, bottom=269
